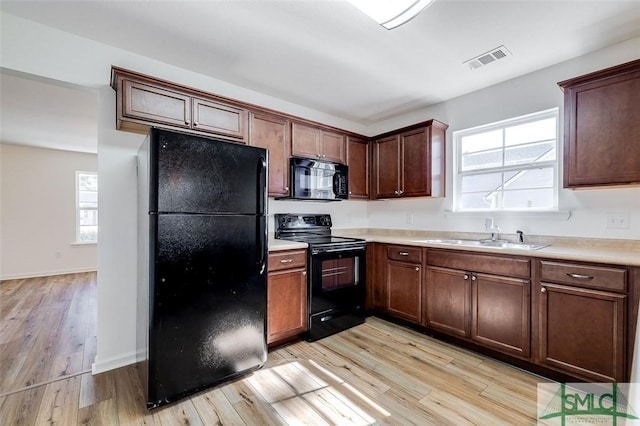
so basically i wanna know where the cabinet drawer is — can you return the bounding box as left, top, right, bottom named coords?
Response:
left=268, top=250, right=307, bottom=272
left=540, top=261, right=627, bottom=292
left=427, top=250, right=530, bottom=279
left=387, top=245, right=422, bottom=263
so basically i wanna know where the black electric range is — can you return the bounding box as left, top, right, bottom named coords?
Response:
left=275, top=214, right=366, bottom=341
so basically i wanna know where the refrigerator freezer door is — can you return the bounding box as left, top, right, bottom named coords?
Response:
left=147, top=214, right=267, bottom=407
left=150, top=128, right=267, bottom=215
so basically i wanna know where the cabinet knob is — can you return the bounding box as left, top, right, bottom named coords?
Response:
left=284, top=186, right=289, bottom=191
left=541, top=287, right=547, bottom=293
left=394, top=190, right=399, bottom=195
left=464, top=274, right=470, bottom=280
left=302, top=271, right=307, bottom=276
left=471, top=275, right=477, bottom=281
left=193, top=121, right=198, bottom=127
left=415, top=266, right=420, bottom=271
left=349, top=191, right=352, bottom=195
left=399, top=190, right=404, bottom=195
left=185, top=120, right=190, bottom=125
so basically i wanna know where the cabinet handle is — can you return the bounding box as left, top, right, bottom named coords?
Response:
left=566, top=273, right=594, bottom=280
left=280, top=259, right=293, bottom=264
left=541, top=287, right=547, bottom=293
left=471, top=275, right=477, bottom=281
left=399, top=252, right=409, bottom=256
left=464, top=274, right=470, bottom=280
left=415, top=266, right=420, bottom=271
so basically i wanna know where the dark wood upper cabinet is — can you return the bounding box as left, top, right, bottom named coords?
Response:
left=114, top=70, right=248, bottom=141
left=192, top=97, right=246, bottom=139
left=558, top=59, right=640, bottom=188
left=123, top=80, right=191, bottom=130
left=248, top=112, right=290, bottom=197
left=372, top=120, right=448, bottom=199
left=291, top=122, right=346, bottom=164
left=347, top=136, right=369, bottom=199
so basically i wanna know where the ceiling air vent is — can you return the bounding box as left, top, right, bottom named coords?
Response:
left=464, top=45, right=512, bottom=70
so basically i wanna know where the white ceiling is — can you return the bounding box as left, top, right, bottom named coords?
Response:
left=1, top=0, right=639, bottom=153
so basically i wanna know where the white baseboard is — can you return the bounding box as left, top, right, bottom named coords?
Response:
left=0, top=267, right=97, bottom=281
left=91, top=350, right=138, bottom=375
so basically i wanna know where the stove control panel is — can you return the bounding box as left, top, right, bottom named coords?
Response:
left=275, top=214, right=332, bottom=230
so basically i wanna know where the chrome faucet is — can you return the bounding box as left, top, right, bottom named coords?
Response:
left=516, top=230, right=525, bottom=244
left=484, top=217, right=501, bottom=241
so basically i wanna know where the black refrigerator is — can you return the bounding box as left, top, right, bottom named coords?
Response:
left=137, top=128, right=268, bottom=409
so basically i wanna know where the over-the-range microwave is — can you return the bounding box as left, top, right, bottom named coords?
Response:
left=277, top=157, right=348, bottom=202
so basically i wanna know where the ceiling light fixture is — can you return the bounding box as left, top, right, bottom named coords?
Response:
left=346, top=0, right=435, bottom=30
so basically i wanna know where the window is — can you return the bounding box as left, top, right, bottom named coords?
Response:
left=453, top=108, right=559, bottom=211
left=76, top=171, right=98, bottom=243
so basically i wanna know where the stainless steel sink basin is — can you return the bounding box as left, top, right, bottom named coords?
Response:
left=417, top=239, right=548, bottom=251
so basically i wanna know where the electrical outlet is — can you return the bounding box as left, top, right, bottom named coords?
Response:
left=605, top=212, right=630, bottom=229
left=406, top=213, right=414, bottom=225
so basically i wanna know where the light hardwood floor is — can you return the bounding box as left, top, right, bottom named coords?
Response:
left=1, top=273, right=552, bottom=425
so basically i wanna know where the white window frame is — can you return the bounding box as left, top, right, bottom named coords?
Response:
left=76, top=171, right=98, bottom=244
left=453, top=108, right=560, bottom=212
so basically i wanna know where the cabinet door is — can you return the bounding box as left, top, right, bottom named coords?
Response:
left=192, top=97, right=246, bottom=140
left=347, top=137, right=369, bottom=199
left=291, top=122, right=320, bottom=159
left=249, top=112, right=290, bottom=197
left=368, top=243, right=388, bottom=311
left=267, top=267, right=307, bottom=344
left=123, top=80, right=191, bottom=129
left=373, top=135, right=400, bottom=199
left=472, top=273, right=530, bottom=358
left=563, top=66, right=640, bottom=187
left=386, top=260, right=422, bottom=324
left=321, top=130, right=346, bottom=164
left=425, top=266, right=470, bottom=337
left=539, top=283, right=626, bottom=382
left=401, top=127, right=430, bottom=197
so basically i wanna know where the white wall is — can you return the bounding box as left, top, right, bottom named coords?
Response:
left=0, top=144, right=98, bottom=279
left=367, top=36, right=640, bottom=241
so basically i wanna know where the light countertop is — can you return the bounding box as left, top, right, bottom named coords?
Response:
left=268, top=229, right=640, bottom=266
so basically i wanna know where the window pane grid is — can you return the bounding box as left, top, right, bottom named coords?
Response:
left=77, top=171, right=98, bottom=243
left=454, top=108, right=558, bottom=211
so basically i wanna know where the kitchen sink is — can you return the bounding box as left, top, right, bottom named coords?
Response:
left=417, top=239, right=548, bottom=251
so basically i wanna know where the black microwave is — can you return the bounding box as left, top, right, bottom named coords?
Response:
left=282, top=157, right=348, bottom=201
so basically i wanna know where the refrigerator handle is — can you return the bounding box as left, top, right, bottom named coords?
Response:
left=257, top=156, right=267, bottom=274
left=257, top=157, right=267, bottom=215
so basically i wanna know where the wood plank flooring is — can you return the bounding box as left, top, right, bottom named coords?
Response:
left=0, top=273, right=553, bottom=425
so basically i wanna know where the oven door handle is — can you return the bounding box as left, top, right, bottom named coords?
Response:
left=311, top=246, right=366, bottom=255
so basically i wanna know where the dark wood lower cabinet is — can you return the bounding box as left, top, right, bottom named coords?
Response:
left=539, top=283, right=626, bottom=382
left=425, top=266, right=470, bottom=337
left=387, top=260, right=422, bottom=324
left=267, top=250, right=307, bottom=345
left=367, top=245, right=633, bottom=383
left=472, top=273, right=530, bottom=357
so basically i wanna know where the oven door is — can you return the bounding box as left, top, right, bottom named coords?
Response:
left=307, top=245, right=366, bottom=341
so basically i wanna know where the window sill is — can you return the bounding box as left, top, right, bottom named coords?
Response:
left=71, top=241, right=98, bottom=246
left=444, top=210, right=571, bottom=221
